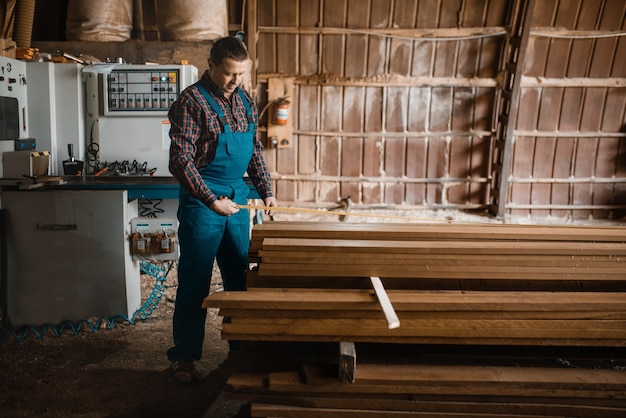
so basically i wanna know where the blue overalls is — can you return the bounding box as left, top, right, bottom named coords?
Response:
left=167, top=84, right=254, bottom=362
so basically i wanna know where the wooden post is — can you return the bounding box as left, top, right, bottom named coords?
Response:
left=338, top=341, right=356, bottom=384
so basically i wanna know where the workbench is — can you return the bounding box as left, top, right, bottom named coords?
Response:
left=9, top=175, right=262, bottom=200
left=0, top=175, right=262, bottom=328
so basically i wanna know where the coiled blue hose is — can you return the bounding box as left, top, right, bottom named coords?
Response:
left=0, top=260, right=174, bottom=345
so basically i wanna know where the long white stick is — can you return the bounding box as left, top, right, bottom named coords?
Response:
left=370, top=276, right=400, bottom=329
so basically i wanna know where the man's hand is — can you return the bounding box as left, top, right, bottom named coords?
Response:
left=210, top=197, right=240, bottom=216
left=264, top=197, right=277, bottom=216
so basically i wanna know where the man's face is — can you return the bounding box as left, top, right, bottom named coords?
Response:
left=208, top=57, right=250, bottom=98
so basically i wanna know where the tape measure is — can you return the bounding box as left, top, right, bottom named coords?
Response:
left=237, top=203, right=457, bottom=223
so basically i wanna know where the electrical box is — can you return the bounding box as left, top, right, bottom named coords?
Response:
left=85, top=64, right=198, bottom=175
left=104, top=68, right=183, bottom=115
left=130, top=217, right=179, bottom=261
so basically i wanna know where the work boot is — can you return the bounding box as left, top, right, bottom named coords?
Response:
left=170, top=360, right=198, bottom=384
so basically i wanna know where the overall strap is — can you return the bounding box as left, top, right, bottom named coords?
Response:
left=237, top=89, right=256, bottom=132
left=195, top=81, right=231, bottom=133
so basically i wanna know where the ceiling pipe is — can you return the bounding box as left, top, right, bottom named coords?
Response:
left=14, top=0, right=35, bottom=48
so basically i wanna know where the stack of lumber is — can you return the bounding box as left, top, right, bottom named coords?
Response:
left=226, top=346, right=626, bottom=418
left=248, top=222, right=625, bottom=286
left=209, top=288, right=626, bottom=346
left=203, top=221, right=626, bottom=417
left=229, top=358, right=626, bottom=418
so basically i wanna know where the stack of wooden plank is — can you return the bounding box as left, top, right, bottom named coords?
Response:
left=209, top=288, right=626, bottom=346
left=249, top=221, right=625, bottom=281
left=203, top=221, right=626, bottom=417
left=226, top=347, right=626, bottom=418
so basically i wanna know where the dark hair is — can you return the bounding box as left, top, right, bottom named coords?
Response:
left=210, top=36, right=249, bottom=67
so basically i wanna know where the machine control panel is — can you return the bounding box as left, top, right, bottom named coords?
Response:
left=106, top=69, right=180, bottom=113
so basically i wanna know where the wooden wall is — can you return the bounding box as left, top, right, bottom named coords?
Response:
left=247, top=0, right=626, bottom=220
left=252, top=0, right=505, bottom=211
left=512, top=0, right=626, bottom=220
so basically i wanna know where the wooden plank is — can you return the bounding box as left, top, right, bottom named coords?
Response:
left=230, top=377, right=626, bottom=416
left=205, top=289, right=626, bottom=312
left=230, top=386, right=626, bottom=416
left=320, top=86, right=342, bottom=171
left=405, top=87, right=429, bottom=205
left=353, top=363, right=626, bottom=386
left=342, top=87, right=365, bottom=187
left=253, top=260, right=624, bottom=276
left=222, top=320, right=626, bottom=342
left=370, top=277, right=400, bottom=329
left=256, top=0, right=276, bottom=74
left=229, top=317, right=626, bottom=333
left=221, top=332, right=626, bottom=347
left=250, top=221, right=626, bottom=242
left=321, top=0, right=347, bottom=76
left=257, top=250, right=625, bottom=267
left=258, top=263, right=625, bottom=279
left=218, top=308, right=626, bottom=321
left=267, top=369, right=626, bottom=398
left=258, top=237, right=626, bottom=254
left=250, top=401, right=626, bottom=418
left=275, top=0, right=297, bottom=75
left=344, top=1, right=369, bottom=78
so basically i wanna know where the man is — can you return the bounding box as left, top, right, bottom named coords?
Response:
left=167, top=36, right=277, bottom=384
